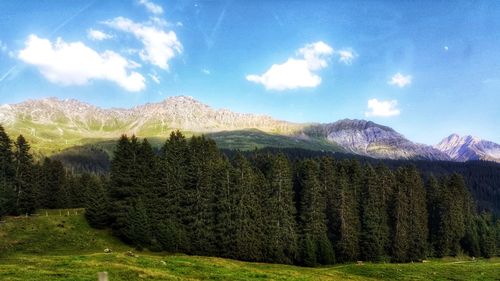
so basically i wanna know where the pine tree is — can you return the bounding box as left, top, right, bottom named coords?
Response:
left=84, top=175, right=109, bottom=229
left=0, top=125, right=14, bottom=181
left=390, top=167, right=411, bottom=262
left=109, top=135, right=135, bottom=240
left=319, top=158, right=336, bottom=237
left=212, top=152, right=233, bottom=258
left=406, top=166, right=428, bottom=261
left=0, top=182, right=15, bottom=218
left=331, top=164, right=360, bottom=262
left=440, top=174, right=469, bottom=256
left=462, top=187, right=481, bottom=258
left=155, top=131, right=189, bottom=252
left=13, top=135, right=36, bottom=215
left=124, top=199, right=151, bottom=248
left=184, top=136, right=219, bottom=255
left=297, top=159, right=334, bottom=266
left=137, top=139, right=159, bottom=248
left=0, top=125, right=15, bottom=217
left=426, top=175, right=444, bottom=256
left=71, top=173, right=95, bottom=208
left=137, top=139, right=158, bottom=194
left=360, top=164, right=386, bottom=261
left=38, top=158, right=68, bottom=209
left=229, top=153, right=264, bottom=261
left=65, top=174, right=83, bottom=208
left=261, top=153, right=298, bottom=264
left=109, top=135, right=152, bottom=246
left=319, top=157, right=338, bottom=263
left=477, top=213, right=496, bottom=258
left=374, top=164, right=394, bottom=256
left=495, top=218, right=500, bottom=257
left=462, top=216, right=480, bottom=257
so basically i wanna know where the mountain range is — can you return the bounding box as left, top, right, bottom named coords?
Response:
left=0, top=96, right=498, bottom=163
left=436, top=134, right=500, bottom=163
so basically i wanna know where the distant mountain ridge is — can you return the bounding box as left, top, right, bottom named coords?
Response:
left=435, top=134, right=500, bottom=163
left=0, top=96, right=495, bottom=162
left=0, top=96, right=299, bottom=136
left=305, top=120, right=451, bottom=161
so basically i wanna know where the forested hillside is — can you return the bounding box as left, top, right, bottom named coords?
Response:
left=1, top=125, right=499, bottom=266
left=53, top=142, right=500, bottom=215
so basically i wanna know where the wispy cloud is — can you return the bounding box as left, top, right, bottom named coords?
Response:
left=246, top=41, right=334, bottom=91
left=87, top=29, right=112, bottom=41
left=337, top=49, right=357, bottom=65
left=138, top=0, right=163, bottom=15
left=202, top=68, right=211, bottom=75
left=365, top=98, right=400, bottom=117
left=18, top=35, right=145, bottom=92
left=0, top=66, right=17, bottom=83
left=149, top=71, right=160, bottom=84
left=104, top=17, right=182, bottom=70
left=389, top=72, right=412, bottom=88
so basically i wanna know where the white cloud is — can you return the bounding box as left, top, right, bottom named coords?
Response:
left=138, top=0, right=163, bottom=15
left=246, top=41, right=334, bottom=91
left=297, top=41, right=334, bottom=70
left=247, top=59, right=322, bottom=90
left=365, top=98, right=400, bottom=117
left=104, top=17, right=182, bottom=70
left=18, top=34, right=145, bottom=92
left=87, top=29, right=112, bottom=41
left=202, top=68, right=211, bottom=75
left=337, top=49, right=357, bottom=65
left=389, top=72, right=412, bottom=88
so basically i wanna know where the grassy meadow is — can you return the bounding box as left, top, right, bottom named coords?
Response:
left=0, top=209, right=498, bottom=281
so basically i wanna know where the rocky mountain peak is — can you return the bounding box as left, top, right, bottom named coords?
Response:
left=330, top=119, right=396, bottom=133
left=303, top=119, right=449, bottom=160
left=436, top=134, right=500, bottom=163
left=0, top=96, right=495, bottom=162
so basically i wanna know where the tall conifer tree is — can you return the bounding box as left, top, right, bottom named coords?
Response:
left=406, top=166, right=428, bottom=261
left=13, top=135, right=36, bottom=215
left=156, top=131, right=189, bottom=252
left=262, top=153, right=298, bottom=264
left=0, top=125, right=15, bottom=217
left=297, top=159, right=334, bottom=265
left=390, top=167, right=411, bottom=262
left=331, top=164, right=360, bottom=262
left=85, top=175, right=109, bottom=229
left=229, top=153, right=264, bottom=261
left=360, top=164, right=387, bottom=261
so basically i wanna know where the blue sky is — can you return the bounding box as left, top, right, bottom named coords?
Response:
left=0, top=0, right=499, bottom=144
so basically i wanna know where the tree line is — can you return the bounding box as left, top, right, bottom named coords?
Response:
left=1, top=125, right=499, bottom=265
left=53, top=142, right=500, bottom=215
left=0, top=125, right=102, bottom=216
left=96, top=131, right=500, bottom=264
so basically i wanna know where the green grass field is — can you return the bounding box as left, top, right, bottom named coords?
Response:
left=0, top=209, right=498, bottom=281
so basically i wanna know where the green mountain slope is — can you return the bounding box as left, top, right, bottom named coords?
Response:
left=50, top=130, right=344, bottom=172
left=0, top=210, right=499, bottom=281
left=0, top=97, right=308, bottom=156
